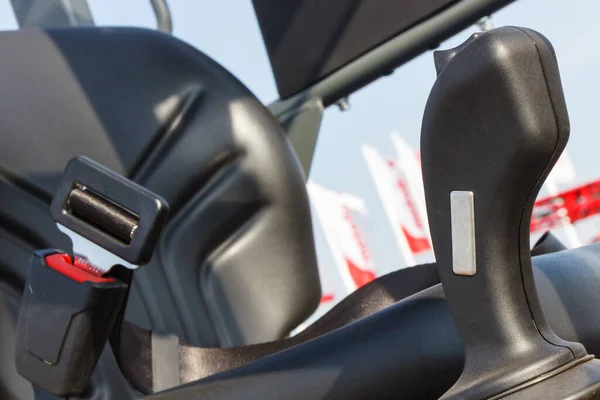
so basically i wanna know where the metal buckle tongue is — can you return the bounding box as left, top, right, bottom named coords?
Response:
left=57, top=224, right=135, bottom=273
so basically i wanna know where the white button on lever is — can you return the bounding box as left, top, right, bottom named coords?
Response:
left=450, top=191, right=476, bottom=276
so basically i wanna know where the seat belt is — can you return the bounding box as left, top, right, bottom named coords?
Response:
left=114, top=231, right=564, bottom=395
left=14, top=157, right=169, bottom=399
left=117, top=262, right=440, bottom=394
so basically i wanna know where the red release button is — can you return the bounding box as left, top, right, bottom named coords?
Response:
left=45, top=253, right=115, bottom=283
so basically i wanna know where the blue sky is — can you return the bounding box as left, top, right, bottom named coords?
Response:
left=2, top=0, right=600, bottom=312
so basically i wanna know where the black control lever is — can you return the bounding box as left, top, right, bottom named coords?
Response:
left=421, top=27, right=598, bottom=399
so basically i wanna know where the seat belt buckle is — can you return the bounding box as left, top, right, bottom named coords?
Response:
left=16, top=250, right=129, bottom=397
left=15, top=156, right=168, bottom=397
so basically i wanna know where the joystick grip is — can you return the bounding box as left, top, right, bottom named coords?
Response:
left=421, top=27, right=587, bottom=399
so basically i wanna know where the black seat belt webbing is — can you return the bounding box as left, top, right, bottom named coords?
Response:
left=115, top=232, right=564, bottom=394
left=119, top=262, right=441, bottom=393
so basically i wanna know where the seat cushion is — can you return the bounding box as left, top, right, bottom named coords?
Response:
left=145, top=243, right=600, bottom=400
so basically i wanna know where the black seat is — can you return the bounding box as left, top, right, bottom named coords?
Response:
left=0, top=27, right=320, bottom=348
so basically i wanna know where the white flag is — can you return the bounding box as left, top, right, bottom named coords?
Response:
left=363, top=143, right=432, bottom=267
left=390, top=133, right=432, bottom=251
left=548, top=151, right=576, bottom=184
left=543, top=150, right=580, bottom=248
left=307, top=182, right=377, bottom=292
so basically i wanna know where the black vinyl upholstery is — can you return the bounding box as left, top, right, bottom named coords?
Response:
left=0, top=27, right=321, bottom=349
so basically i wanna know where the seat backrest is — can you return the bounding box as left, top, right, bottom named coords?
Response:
left=0, top=27, right=320, bottom=346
